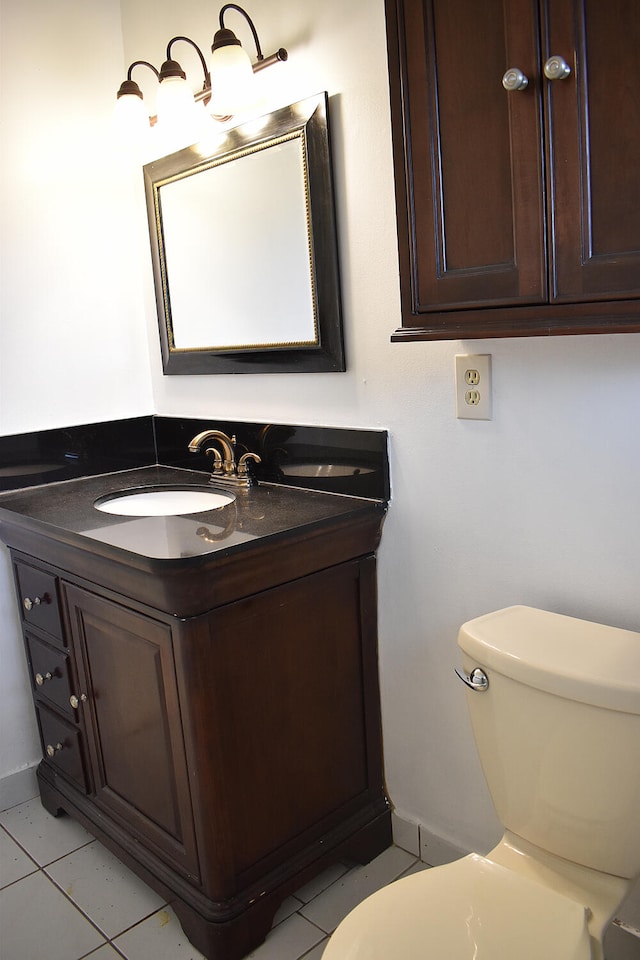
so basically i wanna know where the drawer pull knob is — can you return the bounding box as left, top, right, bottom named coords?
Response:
left=23, top=596, right=42, bottom=611
left=35, top=672, right=53, bottom=686
left=69, top=694, right=88, bottom=709
left=544, top=55, right=571, bottom=81
left=502, top=67, right=529, bottom=91
left=46, top=742, right=63, bottom=758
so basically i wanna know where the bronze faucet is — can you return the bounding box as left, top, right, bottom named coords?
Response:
left=188, top=430, right=261, bottom=488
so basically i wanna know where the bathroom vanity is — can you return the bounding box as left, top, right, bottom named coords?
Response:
left=0, top=466, right=391, bottom=960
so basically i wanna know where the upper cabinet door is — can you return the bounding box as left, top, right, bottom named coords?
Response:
left=387, top=0, right=546, bottom=312
left=543, top=0, right=640, bottom=301
left=386, top=0, right=640, bottom=339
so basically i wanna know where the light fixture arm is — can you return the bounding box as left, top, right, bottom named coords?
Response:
left=219, top=3, right=264, bottom=61
left=214, top=3, right=288, bottom=71
left=165, top=36, right=211, bottom=91
left=117, top=60, right=160, bottom=100
left=128, top=60, right=160, bottom=81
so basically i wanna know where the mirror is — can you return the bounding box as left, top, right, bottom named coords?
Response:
left=143, top=93, right=345, bottom=374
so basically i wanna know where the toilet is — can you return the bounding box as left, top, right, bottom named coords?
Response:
left=323, top=605, right=640, bottom=960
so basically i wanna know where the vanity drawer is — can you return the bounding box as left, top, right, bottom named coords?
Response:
left=36, top=703, right=90, bottom=793
left=25, top=634, right=75, bottom=719
left=14, top=561, right=63, bottom=643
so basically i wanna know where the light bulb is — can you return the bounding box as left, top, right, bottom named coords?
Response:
left=114, top=93, right=149, bottom=144
left=209, top=44, right=257, bottom=118
left=156, top=76, right=200, bottom=127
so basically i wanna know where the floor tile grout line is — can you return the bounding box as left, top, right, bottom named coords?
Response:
left=34, top=863, right=113, bottom=950
left=40, top=857, right=170, bottom=950
left=299, top=939, right=329, bottom=960
left=0, top=821, right=41, bottom=874
left=99, top=902, right=174, bottom=949
left=298, top=912, right=336, bottom=938
left=0, top=813, right=97, bottom=869
left=78, top=940, right=128, bottom=960
left=0, top=793, right=40, bottom=815
left=0, top=867, right=40, bottom=893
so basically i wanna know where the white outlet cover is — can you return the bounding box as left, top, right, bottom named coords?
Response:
left=455, top=354, right=492, bottom=420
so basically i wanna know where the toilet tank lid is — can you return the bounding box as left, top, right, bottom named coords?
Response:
left=458, top=606, right=640, bottom=714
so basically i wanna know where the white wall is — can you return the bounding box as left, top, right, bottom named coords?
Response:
left=0, top=0, right=153, bottom=786
left=1, top=0, right=639, bottom=870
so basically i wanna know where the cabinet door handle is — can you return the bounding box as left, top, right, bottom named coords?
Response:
left=544, top=55, right=571, bottom=81
left=23, top=596, right=42, bottom=611
left=69, top=693, right=88, bottom=709
left=35, top=671, right=53, bottom=686
left=502, top=67, right=529, bottom=91
left=46, top=742, right=63, bottom=758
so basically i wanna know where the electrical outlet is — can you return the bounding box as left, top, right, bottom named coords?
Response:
left=455, top=355, right=492, bottom=419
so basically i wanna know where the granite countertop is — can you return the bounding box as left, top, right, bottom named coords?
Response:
left=0, top=465, right=385, bottom=565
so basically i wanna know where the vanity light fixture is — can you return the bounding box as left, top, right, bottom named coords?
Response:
left=115, top=3, right=288, bottom=134
left=115, top=60, right=160, bottom=136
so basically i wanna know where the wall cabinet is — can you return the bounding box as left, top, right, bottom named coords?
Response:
left=385, top=0, right=640, bottom=339
left=8, top=496, right=390, bottom=960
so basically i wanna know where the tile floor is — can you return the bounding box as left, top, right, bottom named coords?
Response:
left=3, top=794, right=638, bottom=960
left=0, top=795, right=425, bottom=960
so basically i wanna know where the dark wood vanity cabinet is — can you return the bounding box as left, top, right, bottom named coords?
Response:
left=9, top=518, right=390, bottom=960
left=385, top=0, right=640, bottom=339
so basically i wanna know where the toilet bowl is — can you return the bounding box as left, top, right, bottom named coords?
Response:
left=325, top=853, right=593, bottom=959
left=323, top=606, right=640, bottom=959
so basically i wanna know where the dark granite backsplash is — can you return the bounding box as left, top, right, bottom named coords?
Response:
left=0, top=417, right=389, bottom=501
left=0, top=418, right=156, bottom=491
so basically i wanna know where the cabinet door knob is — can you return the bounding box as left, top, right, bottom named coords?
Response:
left=69, top=693, right=88, bottom=709
left=35, top=671, right=53, bottom=686
left=544, top=55, right=571, bottom=80
left=502, top=67, right=529, bottom=91
left=23, top=596, right=42, bottom=611
left=46, top=742, right=63, bottom=758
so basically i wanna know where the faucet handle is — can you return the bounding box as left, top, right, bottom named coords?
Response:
left=237, top=452, right=262, bottom=480
left=204, top=447, right=223, bottom=473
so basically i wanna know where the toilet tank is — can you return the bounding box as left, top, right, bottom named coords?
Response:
left=458, top=606, right=640, bottom=879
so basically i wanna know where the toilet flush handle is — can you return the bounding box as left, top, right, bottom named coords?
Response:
left=455, top=667, right=489, bottom=691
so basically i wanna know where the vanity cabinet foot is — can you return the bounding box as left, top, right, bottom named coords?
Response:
left=174, top=810, right=392, bottom=960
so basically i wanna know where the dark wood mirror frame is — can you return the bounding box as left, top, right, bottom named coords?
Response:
left=143, top=93, right=346, bottom=375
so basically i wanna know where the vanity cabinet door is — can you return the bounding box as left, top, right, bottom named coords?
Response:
left=63, top=584, right=200, bottom=880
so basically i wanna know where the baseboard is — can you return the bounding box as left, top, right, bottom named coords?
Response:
left=391, top=813, right=467, bottom=865
left=391, top=813, right=640, bottom=959
left=0, top=763, right=39, bottom=812
left=418, top=827, right=468, bottom=867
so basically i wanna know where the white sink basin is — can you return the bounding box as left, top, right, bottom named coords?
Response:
left=94, top=487, right=235, bottom=517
